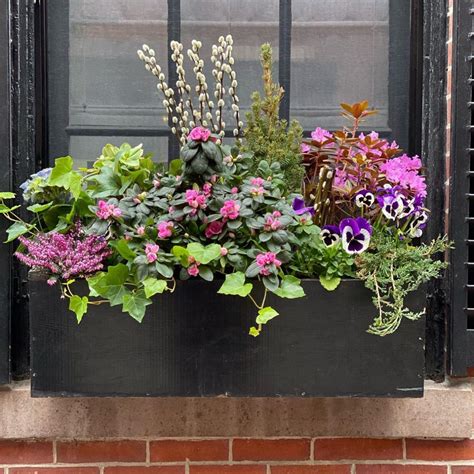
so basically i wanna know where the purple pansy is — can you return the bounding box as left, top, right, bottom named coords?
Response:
left=292, top=197, right=315, bottom=216
left=377, top=193, right=404, bottom=221
left=339, top=217, right=372, bottom=254
left=354, top=190, right=375, bottom=208
left=321, top=225, right=340, bottom=247
left=408, top=210, right=429, bottom=238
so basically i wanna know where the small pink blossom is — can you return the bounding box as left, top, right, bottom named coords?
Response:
left=187, top=264, right=200, bottom=277
left=47, top=278, right=57, bottom=286
left=145, top=243, right=160, bottom=263
left=153, top=179, right=161, bottom=188
left=255, top=251, right=282, bottom=276
left=96, top=200, right=122, bottom=220
left=220, top=200, right=240, bottom=220
left=168, top=206, right=175, bottom=214
left=185, top=189, right=207, bottom=209
left=311, top=127, right=333, bottom=143
left=203, top=183, right=213, bottom=197
left=300, top=143, right=311, bottom=153
left=137, top=226, right=145, bottom=236
left=251, top=186, right=265, bottom=196
left=205, top=220, right=224, bottom=238
left=157, top=221, right=174, bottom=239
left=220, top=247, right=228, bottom=256
left=250, top=177, right=265, bottom=186
left=272, top=211, right=281, bottom=218
left=264, top=214, right=282, bottom=232
left=188, top=126, right=211, bottom=142
left=231, top=187, right=239, bottom=194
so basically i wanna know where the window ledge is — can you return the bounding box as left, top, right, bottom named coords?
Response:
left=0, top=380, right=471, bottom=439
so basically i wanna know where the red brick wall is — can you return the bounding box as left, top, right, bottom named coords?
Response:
left=2, top=438, right=474, bottom=473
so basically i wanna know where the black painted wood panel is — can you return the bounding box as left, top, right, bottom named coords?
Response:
left=30, top=278, right=425, bottom=398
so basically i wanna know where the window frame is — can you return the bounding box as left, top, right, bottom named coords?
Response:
left=3, top=0, right=451, bottom=381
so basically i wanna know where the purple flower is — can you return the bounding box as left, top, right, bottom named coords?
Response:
left=292, top=197, right=315, bottom=216
left=339, top=217, right=372, bottom=254
left=408, top=211, right=429, bottom=238
left=354, top=190, right=375, bottom=208
left=377, top=193, right=404, bottom=221
left=321, top=225, right=340, bottom=247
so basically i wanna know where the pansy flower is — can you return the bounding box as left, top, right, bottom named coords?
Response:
left=292, top=197, right=315, bottom=216
left=354, top=190, right=375, bottom=208
left=321, top=225, right=340, bottom=247
left=408, top=210, right=428, bottom=238
left=339, top=217, right=372, bottom=254
left=377, top=193, right=404, bottom=221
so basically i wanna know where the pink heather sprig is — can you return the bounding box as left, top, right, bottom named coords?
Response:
left=255, top=252, right=282, bottom=276
left=15, top=226, right=111, bottom=280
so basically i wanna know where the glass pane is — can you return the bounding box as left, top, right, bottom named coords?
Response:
left=290, top=0, right=410, bottom=148
left=69, top=136, right=169, bottom=169
left=181, top=0, right=279, bottom=128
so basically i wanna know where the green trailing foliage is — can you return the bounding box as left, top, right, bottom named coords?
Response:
left=243, top=43, right=304, bottom=191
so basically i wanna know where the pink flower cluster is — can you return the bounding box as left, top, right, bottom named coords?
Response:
left=380, top=154, right=426, bottom=197
left=220, top=200, right=240, bottom=220
left=187, top=256, right=200, bottom=277
left=358, top=132, right=399, bottom=157
left=185, top=189, right=207, bottom=210
left=145, top=243, right=160, bottom=263
left=15, top=226, right=111, bottom=280
left=205, top=220, right=224, bottom=238
left=255, top=252, right=282, bottom=276
left=188, top=126, right=211, bottom=142
left=157, top=221, right=174, bottom=239
left=96, top=200, right=122, bottom=220
left=311, top=127, right=333, bottom=144
left=264, top=211, right=282, bottom=232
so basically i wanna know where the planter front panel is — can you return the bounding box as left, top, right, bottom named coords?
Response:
left=29, top=279, right=424, bottom=397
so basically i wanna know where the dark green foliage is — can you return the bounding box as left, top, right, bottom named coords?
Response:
left=243, top=43, right=304, bottom=191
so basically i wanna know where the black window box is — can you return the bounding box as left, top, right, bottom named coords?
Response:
left=29, top=275, right=425, bottom=398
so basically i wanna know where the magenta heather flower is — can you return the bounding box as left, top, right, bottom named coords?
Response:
left=380, top=154, right=426, bottom=197
left=255, top=252, right=282, bottom=276
left=185, top=189, right=207, bottom=209
left=15, top=225, right=111, bottom=280
left=188, top=126, right=211, bottom=142
left=145, top=243, right=160, bottom=263
left=157, top=221, right=174, bottom=239
left=220, top=200, right=240, bottom=220
left=96, top=200, right=122, bottom=220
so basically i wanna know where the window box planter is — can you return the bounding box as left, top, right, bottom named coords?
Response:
left=29, top=273, right=425, bottom=398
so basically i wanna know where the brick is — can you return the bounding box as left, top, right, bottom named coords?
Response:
left=271, top=466, right=351, bottom=474
left=0, top=440, right=53, bottom=464
left=150, top=439, right=228, bottom=461
left=314, top=438, right=403, bottom=460
left=57, top=440, right=146, bottom=463
left=406, top=439, right=474, bottom=461
left=10, top=469, right=99, bottom=474
left=356, top=465, right=447, bottom=474
left=451, top=468, right=474, bottom=474
left=233, top=438, right=310, bottom=461
left=105, top=468, right=184, bottom=474
left=190, top=467, right=265, bottom=474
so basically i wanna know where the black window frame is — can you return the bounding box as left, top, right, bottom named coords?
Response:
left=1, top=0, right=451, bottom=382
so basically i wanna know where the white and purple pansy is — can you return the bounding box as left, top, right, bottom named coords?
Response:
left=292, top=197, right=315, bottom=216
left=321, top=225, right=340, bottom=247
left=377, top=193, right=404, bottom=220
left=398, top=196, right=416, bottom=219
left=408, top=210, right=428, bottom=238
left=339, top=217, right=372, bottom=254
left=354, top=189, right=375, bottom=208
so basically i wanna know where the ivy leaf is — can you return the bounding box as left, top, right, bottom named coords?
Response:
left=171, top=245, right=189, bottom=266
left=218, top=272, right=253, bottom=297
left=87, top=263, right=130, bottom=306
left=256, top=306, right=279, bottom=324
left=0, top=192, right=15, bottom=199
left=27, top=202, right=53, bottom=213
left=122, top=291, right=152, bottom=322
left=249, top=326, right=261, bottom=337
left=115, top=239, right=137, bottom=261
left=319, top=274, right=341, bottom=291
left=5, top=222, right=31, bottom=243
left=187, top=242, right=221, bottom=264
left=69, top=295, right=88, bottom=323
left=49, top=156, right=83, bottom=198
left=89, top=166, right=121, bottom=198
left=0, top=203, right=20, bottom=214
left=143, top=277, right=167, bottom=298
left=274, top=275, right=305, bottom=299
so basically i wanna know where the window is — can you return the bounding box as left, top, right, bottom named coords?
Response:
left=46, top=0, right=415, bottom=169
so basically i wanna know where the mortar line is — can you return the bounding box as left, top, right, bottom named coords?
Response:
left=229, top=438, right=233, bottom=462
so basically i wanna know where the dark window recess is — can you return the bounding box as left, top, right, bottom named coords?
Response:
left=46, top=0, right=416, bottom=167
left=449, top=0, right=474, bottom=375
